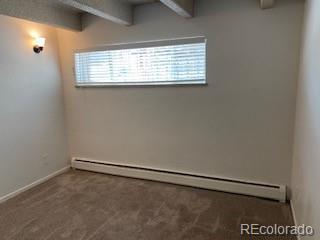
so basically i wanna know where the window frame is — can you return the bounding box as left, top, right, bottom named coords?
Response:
left=73, top=36, right=207, bottom=87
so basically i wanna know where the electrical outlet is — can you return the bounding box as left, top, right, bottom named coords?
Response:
left=42, top=154, right=49, bottom=165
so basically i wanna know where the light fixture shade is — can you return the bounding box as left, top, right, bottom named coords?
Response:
left=35, top=37, right=46, bottom=47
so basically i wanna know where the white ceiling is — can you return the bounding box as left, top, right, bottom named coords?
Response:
left=0, top=0, right=276, bottom=32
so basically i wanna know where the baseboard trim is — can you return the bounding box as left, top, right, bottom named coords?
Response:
left=0, top=166, right=70, bottom=204
left=290, top=200, right=301, bottom=240
left=72, top=157, right=286, bottom=202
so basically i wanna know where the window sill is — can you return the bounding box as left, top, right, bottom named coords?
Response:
left=75, top=81, right=207, bottom=88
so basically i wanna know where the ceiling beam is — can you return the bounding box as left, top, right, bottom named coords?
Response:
left=58, top=0, right=133, bottom=26
left=260, top=0, right=275, bottom=9
left=0, top=0, right=82, bottom=31
left=160, top=0, right=194, bottom=18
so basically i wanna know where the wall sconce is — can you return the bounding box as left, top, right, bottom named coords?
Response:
left=33, top=37, right=46, bottom=54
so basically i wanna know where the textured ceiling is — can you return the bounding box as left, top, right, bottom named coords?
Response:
left=50, top=0, right=158, bottom=15
left=124, top=0, right=158, bottom=5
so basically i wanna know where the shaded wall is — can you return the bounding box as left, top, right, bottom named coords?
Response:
left=291, top=0, right=320, bottom=237
left=0, top=15, right=68, bottom=198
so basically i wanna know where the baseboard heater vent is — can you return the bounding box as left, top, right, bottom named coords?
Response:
left=71, top=158, right=286, bottom=202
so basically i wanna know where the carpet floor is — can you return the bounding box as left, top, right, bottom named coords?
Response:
left=0, top=170, right=295, bottom=240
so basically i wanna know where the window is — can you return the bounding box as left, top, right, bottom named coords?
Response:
left=74, top=37, right=206, bottom=87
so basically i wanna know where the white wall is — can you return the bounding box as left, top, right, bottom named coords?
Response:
left=0, top=15, right=68, bottom=199
left=57, top=0, right=304, bottom=187
left=291, top=0, right=320, bottom=237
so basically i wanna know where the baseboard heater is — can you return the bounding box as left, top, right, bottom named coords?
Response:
left=71, top=157, right=286, bottom=202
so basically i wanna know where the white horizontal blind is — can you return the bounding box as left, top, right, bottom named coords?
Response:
left=74, top=37, right=206, bottom=86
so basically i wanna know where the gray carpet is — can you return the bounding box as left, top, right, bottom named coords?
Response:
left=0, top=170, right=295, bottom=240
